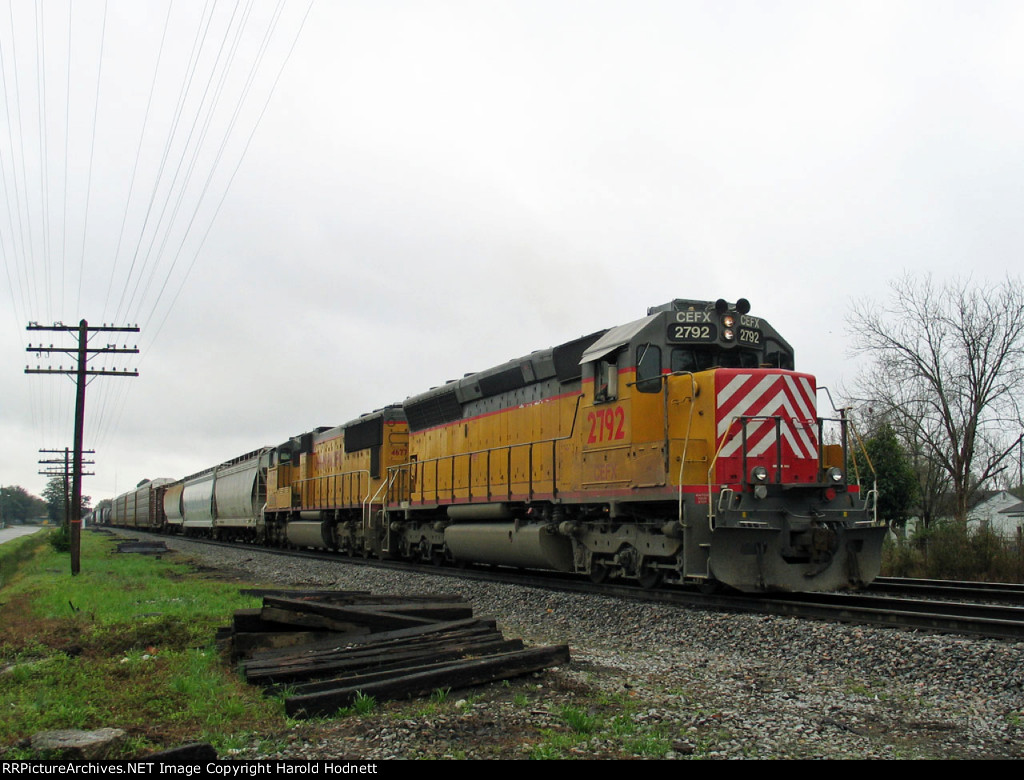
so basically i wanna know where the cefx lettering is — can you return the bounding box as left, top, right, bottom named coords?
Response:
left=675, top=311, right=711, bottom=323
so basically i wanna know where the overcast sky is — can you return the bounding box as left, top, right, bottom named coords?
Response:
left=2, top=1, right=1023, bottom=503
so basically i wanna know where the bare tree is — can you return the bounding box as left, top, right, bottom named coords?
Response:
left=848, top=274, right=1024, bottom=524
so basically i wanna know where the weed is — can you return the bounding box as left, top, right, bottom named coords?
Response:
left=884, top=523, right=1024, bottom=582
left=560, top=705, right=599, bottom=734
left=48, top=526, right=71, bottom=553
left=623, top=733, right=671, bottom=757
left=529, top=730, right=577, bottom=759
left=0, top=532, right=48, bottom=589
left=529, top=743, right=562, bottom=760
left=609, top=713, right=636, bottom=737
left=352, top=692, right=376, bottom=715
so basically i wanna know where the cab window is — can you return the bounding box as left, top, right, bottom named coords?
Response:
left=671, top=347, right=759, bottom=372
left=636, top=344, right=662, bottom=393
left=762, top=339, right=795, bottom=369
left=594, top=355, right=619, bottom=403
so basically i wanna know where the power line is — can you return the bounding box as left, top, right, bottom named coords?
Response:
left=4, top=2, right=314, bottom=492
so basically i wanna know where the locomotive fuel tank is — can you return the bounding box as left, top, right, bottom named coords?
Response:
left=443, top=503, right=575, bottom=571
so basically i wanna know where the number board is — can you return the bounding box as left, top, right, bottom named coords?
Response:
left=667, top=323, right=718, bottom=343
left=738, top=327, right=761, bottom=345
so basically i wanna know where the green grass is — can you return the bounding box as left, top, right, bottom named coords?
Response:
left=527, top=695, right=673, bottom=759
left=0, top=528, right=49, bottom=589
left=352, top=692, right=377, bottom=715
left=559, top=704, right=599, bottom=734
left=0, top=530, right=284, bottom=758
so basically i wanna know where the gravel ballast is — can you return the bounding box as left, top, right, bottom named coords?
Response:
left=151, top=535, right=1023, bottom=760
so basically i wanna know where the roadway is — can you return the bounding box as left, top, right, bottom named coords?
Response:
left=0, top=524, right=45, bottom=545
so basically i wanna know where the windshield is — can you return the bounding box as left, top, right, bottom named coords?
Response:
left=671, top=347, right=761, bottom=372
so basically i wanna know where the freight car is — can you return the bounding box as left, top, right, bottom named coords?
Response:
left=110, top=478, right=174, bottom=531
left=110, top=298, right=886, bottom=593
left=168, top=447, right=272, bottom=541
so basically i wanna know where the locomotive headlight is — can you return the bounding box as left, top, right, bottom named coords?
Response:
left=723, top=328, right=735, bottom=341
left=826, top=467, right=844, bottom=484
left=751, top=466, right=769, bottom=483
left=722, top=315, right=735, bottom=328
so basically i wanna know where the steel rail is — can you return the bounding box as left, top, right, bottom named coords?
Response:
left=870, top=576, right=1024, bottom=604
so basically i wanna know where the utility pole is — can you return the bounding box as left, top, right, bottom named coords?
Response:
left=1017, top=434, right=1023, bottom=501
left=26, top=320, right=139, bottom=575
left=39, top=447, right=95, bottom=535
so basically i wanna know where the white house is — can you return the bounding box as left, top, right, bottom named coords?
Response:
left=896, top=490, right=1024, bottom=539
left=995, top=501, right=1024, bottom=540
left=967, top=490, right=1024, bottom=538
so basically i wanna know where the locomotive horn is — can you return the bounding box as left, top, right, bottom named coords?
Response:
left=736, top=298, right=751, bottom=314
left=715, top=299, right=729, bottom=314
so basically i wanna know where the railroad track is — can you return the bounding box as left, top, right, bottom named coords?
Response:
left=746, top=591, right=1024, bottom=641
left=104, top=528, right=1024, bottom=642
left=869, top=576, right=1024, bottom=604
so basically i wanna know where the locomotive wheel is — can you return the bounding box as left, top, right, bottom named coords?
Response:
left=589, top=563, right=610, bottom=584
left=417, top=537, right=432, bottom=562
left=637, top=566, right=663, bottom=589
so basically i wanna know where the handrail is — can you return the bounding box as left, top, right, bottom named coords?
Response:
left=667, top=372, right=698, bottom=525
left=367, top=469, right=399, bottom=552
left=388, top=437, right=561, bottom=505
left=706, top=417, right=741, bottom=529
left=293, top=469, right=373, bottom=511
left=847, top=415, right=879, bottom=525
left=388, top=395, right=584, bottom=506
left=705, top=412, right=876, bottom=526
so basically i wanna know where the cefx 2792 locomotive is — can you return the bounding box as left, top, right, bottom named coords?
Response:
left=110, top=298, right=886, bottom=593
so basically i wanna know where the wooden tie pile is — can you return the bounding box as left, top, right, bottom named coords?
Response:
left=224, top=590, right=571, bottom=718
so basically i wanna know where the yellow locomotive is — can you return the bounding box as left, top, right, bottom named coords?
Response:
left=262, top=405, right=409, bottom=555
